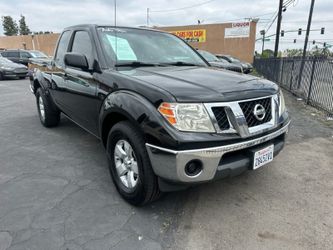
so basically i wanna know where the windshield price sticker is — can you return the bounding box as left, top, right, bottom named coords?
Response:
left=106, top=35, right=137, bottom=61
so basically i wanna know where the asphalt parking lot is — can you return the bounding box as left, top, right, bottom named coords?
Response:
left=0, top=79, right=332, bottom=250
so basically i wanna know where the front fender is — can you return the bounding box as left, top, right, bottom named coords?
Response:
left=31, top=69, right=52, bottom=94
left=99, top=90, right=179, bottom=148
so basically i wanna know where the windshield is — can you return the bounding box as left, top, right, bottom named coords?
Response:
left=198, top=50, right=219, bottom=62
left=30, top=51, right=48, bottom=58
left=97, top=27, right=207, bottom=67
left=0, top=57, right=13, bottom=64
left=228, top=56, right=240, bottom=63
left=218, top=58, right=229, bottom=63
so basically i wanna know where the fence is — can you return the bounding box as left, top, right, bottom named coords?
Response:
left=253, top=57, right=333, bottom=115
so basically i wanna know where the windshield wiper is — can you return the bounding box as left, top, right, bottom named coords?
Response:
left=115, top=61, right=163, bottom=67
left=161, top=61, right=202, bottom=66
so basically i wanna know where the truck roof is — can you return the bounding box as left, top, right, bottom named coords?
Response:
left=64, top=24, right=166, bottom=33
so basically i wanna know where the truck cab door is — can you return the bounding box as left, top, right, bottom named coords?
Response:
left=62, top=67, right=100, bottom=135
left=60, top=30, right=100, bottom=136
left=50, top=30, right=72, bottom=114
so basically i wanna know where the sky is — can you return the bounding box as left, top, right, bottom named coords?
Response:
left=0, top=0, right=332, bottom=52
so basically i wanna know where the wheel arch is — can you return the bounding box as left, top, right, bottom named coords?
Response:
left=99, top=90, right=171, bottom=148
left=101, top=111, right=133, bottom=148
left=33, top=78, right=41, bottom=93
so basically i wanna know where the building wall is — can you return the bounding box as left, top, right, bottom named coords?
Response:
left=158, top=22, right=257, bottom=63
left=0, top=33, right=60, bottom=56
left=0, top=22, right=256, bottom=62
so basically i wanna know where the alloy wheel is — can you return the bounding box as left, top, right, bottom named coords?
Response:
left=114, top=139, right=139, bottom=189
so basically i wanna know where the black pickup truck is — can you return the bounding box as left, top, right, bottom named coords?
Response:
left=30, top=24, right=290, bottom=205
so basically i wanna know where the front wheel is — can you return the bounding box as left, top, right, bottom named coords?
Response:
left=106, top=121, right=161, bottom=206
left=36, top=88, right=60, bottom=127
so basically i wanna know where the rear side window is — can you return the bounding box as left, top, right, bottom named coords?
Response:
left=71, top=31, right=93, bottom=67
left=3, top=51, right=19, bottom=57
left=55, top=31, right=71, bottom=67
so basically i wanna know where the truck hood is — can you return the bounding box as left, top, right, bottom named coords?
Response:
left=209, top=61, right=242, bottom=70
left=120, top=66, right=278, bottom=102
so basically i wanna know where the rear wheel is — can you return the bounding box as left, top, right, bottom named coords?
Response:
left=106, top=121, right=161, bottom=206
left=0, top=72, right=3, bottom=80
left=36, top=88, right=60, bottom=127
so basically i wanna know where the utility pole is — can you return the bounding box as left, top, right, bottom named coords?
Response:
left=114, top=0, right=117, bottom=26
left=297, top=0, right=315, bottom=89
left=147, top=8, right=149, bottom=27
left=260, top=30, right=266, bottom=54
left=274, top=0, right=283, bottom=57
left=302, top=0, right=315, bottom=59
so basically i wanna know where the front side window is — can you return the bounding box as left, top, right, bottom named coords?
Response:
left=97, top=27, right=207, bottom=67
left=21, top=52, right=31, bottom=58
left=71, top=31, right=93, bottom=66
left=55, top=31, right=71, bottom=67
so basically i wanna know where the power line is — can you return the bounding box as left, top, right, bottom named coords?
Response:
left=265, top=13, right=278, bottom=33
left=150, top=0, right=216, bottom=13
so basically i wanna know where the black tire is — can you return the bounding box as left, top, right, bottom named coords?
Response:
left=106, top=121, right=161, bottom=206
left=36, top=88, right=60, bottom=127
left=19, top=76, right=26, bottom=79
left=0, top=72, right=3, bottom=80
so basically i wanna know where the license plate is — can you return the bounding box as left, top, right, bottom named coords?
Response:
left=253, top=145, right=274, bottom=170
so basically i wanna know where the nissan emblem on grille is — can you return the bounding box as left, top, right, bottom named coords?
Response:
left=253, top=104, right=266, bottom=121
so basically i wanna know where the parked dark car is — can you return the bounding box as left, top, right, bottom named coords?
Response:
left=216, top=54, right=253, bottom=74
left=0, top=49, right=49, bottom=66
left=0, top=57, right=28, bottom=80
left=27, top=51, right=52, bottom=78
left=198, top=50, right=243, bottom=73
left=30, top=24, right=290, bottom=205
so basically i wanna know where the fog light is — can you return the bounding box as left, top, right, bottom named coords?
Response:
left=185, top=160, right=203, bottom=177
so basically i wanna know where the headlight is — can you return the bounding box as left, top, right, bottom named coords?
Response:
left=0, top=66, right=14, bottom=71
left=278, top=90, right=286, bottom=116
left=158, top=102, right=215, bottom=132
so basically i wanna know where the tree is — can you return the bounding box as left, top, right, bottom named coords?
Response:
left=1, top=16, right=18, bottom=36
left=18, top=15, right=30, bottom=35
left=310, top=46, right=332, bottom=57
left=284, top=49, right=303, bottom=57
left=261, top=49, right=274, bottom=58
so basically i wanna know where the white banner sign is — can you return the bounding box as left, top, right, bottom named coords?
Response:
left=225, top=22, right=250, bottom=38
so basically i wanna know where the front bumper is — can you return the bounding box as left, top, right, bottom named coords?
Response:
left=2, top=70, right=28, bottom=78
left=146, top=121, right=290, bottom=183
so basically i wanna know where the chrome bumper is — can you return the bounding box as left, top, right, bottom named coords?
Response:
left=146, top=121, right=290, bottom=183
left=29, top=84, right=34, bottom=94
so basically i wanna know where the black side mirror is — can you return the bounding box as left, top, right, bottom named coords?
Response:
left=64, top=52, right=89, bottom=71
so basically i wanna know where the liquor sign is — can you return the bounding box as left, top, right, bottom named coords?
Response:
left=225, top=22, right=250, bottom=38
left=171, top=29, right=206, bottom=43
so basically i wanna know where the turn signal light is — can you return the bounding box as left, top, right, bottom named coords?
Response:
left=158, top=102, right=177, bottom=125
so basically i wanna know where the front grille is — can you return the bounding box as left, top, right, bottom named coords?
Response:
left=239, top=97, right=272, bottom=127
left=14, top=68, right=27, bottom=73
left=211, top=107, right=230, bottom=130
